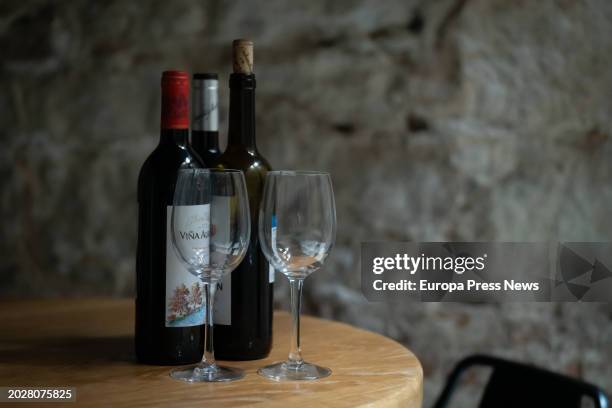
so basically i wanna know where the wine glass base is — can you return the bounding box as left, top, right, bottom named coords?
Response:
left=258, top=361, right=331, bottom=381
left=170, top=363, right=245, bottom=383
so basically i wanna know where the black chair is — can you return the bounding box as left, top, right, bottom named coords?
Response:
left=433, top=354, right=610, bottom=408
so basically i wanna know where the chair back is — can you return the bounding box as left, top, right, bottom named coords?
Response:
left=433, top=355, right=609, bottom=408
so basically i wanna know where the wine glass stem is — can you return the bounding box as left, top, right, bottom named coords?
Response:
left=201, top=279, right=217, bottom=367
left=288, top=277, right=304, bottom=366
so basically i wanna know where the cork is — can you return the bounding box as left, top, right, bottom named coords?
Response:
left=232, top=39, right=253, bottom=74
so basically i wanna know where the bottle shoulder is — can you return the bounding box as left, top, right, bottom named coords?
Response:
left=141, top=143, right=203, bottom=170
left=217, top=147, right=271, bottom=173
left=138, top=143, right=204, bottom=200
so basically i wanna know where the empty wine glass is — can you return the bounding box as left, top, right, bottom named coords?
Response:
left=169, top=168, right=250, bottom=382
left=258, top=171, right=336, bottom=381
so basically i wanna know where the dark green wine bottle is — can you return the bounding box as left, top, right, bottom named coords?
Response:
left=214, top=39, right=273, bottom=360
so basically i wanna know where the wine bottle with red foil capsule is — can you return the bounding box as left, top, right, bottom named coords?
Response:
left=136, top=70, right=206, bottom=365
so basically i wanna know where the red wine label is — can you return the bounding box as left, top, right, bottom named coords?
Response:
left=165, top=205, right=208, bottom=327
left=161, top=70, right=189, bottom=129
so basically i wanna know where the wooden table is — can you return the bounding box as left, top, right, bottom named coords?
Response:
left=0, top=299, right=422, bottom=407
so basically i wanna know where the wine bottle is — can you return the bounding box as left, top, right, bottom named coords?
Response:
left=191, top=73, right=221, bottom=166
left=135, top=70, right=206, bottom=365
left=214, top=40, right=273, bottom=360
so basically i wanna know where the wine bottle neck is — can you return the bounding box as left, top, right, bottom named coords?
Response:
left=192, top=130, right=220, bottom=150
left=159, top=70, right=190, bottom=146
left=227, top=73, right=257, bottom=150
left=160, top=71, right=189, bottom=130
left=159, top=128, right=189, bottom=145
left=192, top=77, right=219, bottom=132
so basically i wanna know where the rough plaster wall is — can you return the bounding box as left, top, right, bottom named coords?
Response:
left=1, top=0, right=611, bottom=405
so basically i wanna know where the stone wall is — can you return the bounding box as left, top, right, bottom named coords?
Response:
left=1, top=0, right=611, bottom=405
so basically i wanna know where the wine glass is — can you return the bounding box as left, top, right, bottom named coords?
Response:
left=258, top=171, right=336, bottom=381
left=169, top=168, right=250, bottom=382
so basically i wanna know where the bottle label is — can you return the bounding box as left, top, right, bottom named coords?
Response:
left=211, top=195, right=232, bottom=325
left=165, top=204, right=209, bottom=327
left=215, top=274, right=232, bottom=325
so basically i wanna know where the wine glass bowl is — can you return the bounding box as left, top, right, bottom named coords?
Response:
left=258, top=170, right=336, bottom=381
left=266, top=238, right=331, bottom=279
left=169, top=168, right=250, bottom=382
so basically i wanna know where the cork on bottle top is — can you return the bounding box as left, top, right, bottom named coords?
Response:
left=232, top=39, right=253, bottom=74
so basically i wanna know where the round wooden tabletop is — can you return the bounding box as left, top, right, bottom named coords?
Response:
left=0, top=299, right=423, bottom=407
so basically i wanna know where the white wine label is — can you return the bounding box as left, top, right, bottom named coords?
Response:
left=210, top=195, right=232, bottom=325
left=215, top=273, right=231, bottom=325
left=165, top=204, right=209, bottom=327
